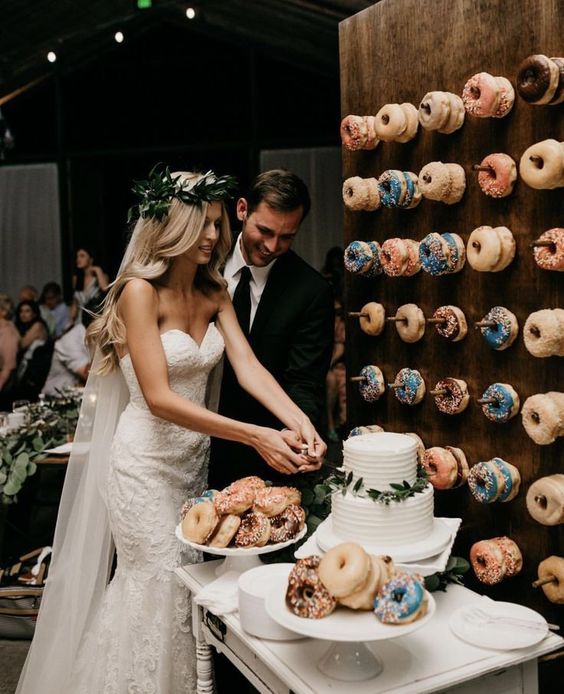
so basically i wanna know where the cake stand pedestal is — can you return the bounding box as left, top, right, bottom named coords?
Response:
left=175, top=525, right=307, bottom=577
left=265, top=573, right=436, bottom=682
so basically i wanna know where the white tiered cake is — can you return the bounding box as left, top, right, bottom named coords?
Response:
left=331, top=432, right=434, bottom=549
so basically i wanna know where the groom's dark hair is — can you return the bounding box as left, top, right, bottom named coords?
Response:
left=246, top=169, right=311, bottom=221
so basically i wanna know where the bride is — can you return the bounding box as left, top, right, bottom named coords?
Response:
left=17, top=168, right=326, bottom=693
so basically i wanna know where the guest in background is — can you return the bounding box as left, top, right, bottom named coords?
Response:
left=71, top=248, right=109, bottom=324
left=321, top=245, right=344, bottom=302
left=0, top=293, right=19, bottom=393
left=13, top=300, right=53, bottom=402
left=326, top=299, right=346, bottom=441
left=19, top=284, right=56, bottom=337
left=40, top=282, right=70, bottom=338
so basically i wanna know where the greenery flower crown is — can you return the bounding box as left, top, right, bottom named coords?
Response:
left=127, top=164, right=238, bottom=222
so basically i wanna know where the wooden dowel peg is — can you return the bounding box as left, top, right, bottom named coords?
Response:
left=529, top=240, right=555, bottom=248
left=477, top=398, right=497, bottom=405
left=472, top=164, right=495, bottom=173
left=529, top=155, right=543, bottom=165
left=386, top=316, right=408, bottom=323
left=532, top=575, right=556, bottom=589
left=350, top=376, right=366, bottom=382
left=388, top=383, right=402, bottom=389
left=427, top=318, right=446, bottom=324
left=430, top=389, right=447, bottom=396
left=475, top=320, right=496, bottom=328
left=348, top=311, right=369, bottom=318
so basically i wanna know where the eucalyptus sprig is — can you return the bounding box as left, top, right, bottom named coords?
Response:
left=424, top=556, right=470, bottom=592
left=128, top=165, right=238, bottom=222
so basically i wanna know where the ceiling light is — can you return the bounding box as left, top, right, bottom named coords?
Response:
left=47, top=51, right=57, bottom=63
left=114, top=31, right=125, bottom=43
left=186, top=7, right=196, bottom=19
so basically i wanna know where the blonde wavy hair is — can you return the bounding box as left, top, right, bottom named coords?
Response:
left=87, top=171, right=232, bottom=374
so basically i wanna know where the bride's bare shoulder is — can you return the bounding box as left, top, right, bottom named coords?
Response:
left=119, top=278, right=159, bottom=312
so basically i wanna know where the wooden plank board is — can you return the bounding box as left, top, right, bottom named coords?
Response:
left=340, top=0, right=563, bottom=621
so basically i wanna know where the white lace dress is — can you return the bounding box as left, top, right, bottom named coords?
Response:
left=70, top=326, right=224, bottom=693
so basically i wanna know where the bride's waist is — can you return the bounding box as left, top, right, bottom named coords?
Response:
left=119, top=401, right=207, bottom=433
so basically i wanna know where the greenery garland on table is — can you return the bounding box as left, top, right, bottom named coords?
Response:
left=321, top=464, right=429, bottom=505
left=0, top=395, right=81, bottom=505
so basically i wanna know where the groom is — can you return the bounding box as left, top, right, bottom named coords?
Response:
left=209, top=169, right=334, bottom=490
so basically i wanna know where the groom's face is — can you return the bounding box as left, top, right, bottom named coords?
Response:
left=237, top=199, right=302, bottom=267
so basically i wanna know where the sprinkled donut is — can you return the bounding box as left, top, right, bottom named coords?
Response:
left=462, top=72, right=514, bottom=118
left=214, top=485, right=255, bottom=515
left=358, top=365, right=386, bottom=402
left=526, top=475, right=564, bottom=525
left=318, top=542, right=371, bottom=598
left=442, top=232, right=466, bottom=273
left=340, top=115, right=379, bottom=151
left=476, top=153, right=517, bottom=198
left=180, top=489, right=218, bottom=519
left=362, top=241, right=383, bottom=277
left=521, top=392, right=564, bottom=445
left=446, top=446, right=470, bottom=487
left=253, top=486, right=296, bottom=517
left=480, top=382, right=520, bottom=423
left=492, top=458, right=521, bottom=502
left=524, top=308, right=564, bottom=357
left=342, top=176, right=382, bottom=211
left=234, top=511, right=271, bottom=548
left=391, top=368, right=425, bottom=405
left=431, top=305, right=468, bottom=341
left=229, top=476, right=266, bottom=494
left=516, top=55, right=561, bottom=105
left=358, top=301, right=386, bottom=336
left=403, top=239, right=421, bottom=276
left=419, top=232, right=450, bottom=276
left=432, top=377, right=469, bottom=415
left=373, top=573, right=427, bottom=624
left=269, top=504, right=302, bottom=543
left=394, top=303, right=426, bottom=343
left=468, top=458, right=520, bottom=503
left=478, top=306, right=519, bottom=350
left=344, top=240, right=374, bottom=274
left=286, top=556, right=336, bottom=619
left=423, top=446, right=466, bottom=490
left=519, top=139, right=564, bottom=190
left=378, top=170, right=406, bottom=208
left=380, top=238, right=409, bottom=276
left=470, top=539, right=506, bottom=585
left=493, top=537, right=523, bottom=577
left=533, top=228, right=564, bottom=271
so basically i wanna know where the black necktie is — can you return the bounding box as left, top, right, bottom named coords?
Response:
left=232, top=266, right=252, bottom=335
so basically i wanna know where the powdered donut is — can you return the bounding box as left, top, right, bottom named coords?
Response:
left=403, top=239, right=421, bottom=276
left=470, top=539, right=506, bottom=585
left=524, top=308, right=564, bottom=357
left=358, top=301, right=386, bottom=336
left=373, top=573, right=428, bottom=624
left=374, top=103, right=407, bottom=142
left=516, top=55, right=560, bottom=104
left=419, top=161, right=451, bottom=200
left=433, top=377, right=469, bottom=415
left=419, top=232, right=450, bottom=276
left=432, top=305, right=467, bottom=341
left=318, top=542, right=370, bottom=599
left=181, top=501, right=219, bottom=544
left=492, top=226, right=516, bottom=271
left=444, top=163, right=467, bottom=203
left=423, top=447, right=460, bottom=490
left=478, top=306, right=519, bottom=350
left=519, top=139, right=564, bottom=190
left=380, top=238, right=409, bottom=276
left=214, top=485, right=254, bottom=515
left=418, top=91, right=451, bottom=130
left=438, top=93, right=465, bottom=134
left=522, top=392, right=564, bottom=445
left=536, top=556, right=564, bottom=604
left=342, top=177, right=382, bottom=211
left=548, top=57, right=564, bottom=105
left=392, top=368, right=425, bottom=405
left=395, top=103, right=419, bottom=142
left=480, top=383, right=520, bottom=423
left=527, top=475, right=564, bottom=525
left=462, top=72, right=502, bottom=117
left=533, top=228, right=564, bottom=271
left=208, top=514, right=242, bottom=548
left=477, top=153, right=517, bottom=198
left=340, top=115, right=370, bottom=150
left=358, top=365, right=385, bottom=402
left=344, top=240, right=375, bottom=274
left=339, top=554, right=394, bottom=610
left=286, top=556, right=336, bottom=619
left=442, top=232, right=466, bottom=273
left=394, top=303, right=426, bottom=343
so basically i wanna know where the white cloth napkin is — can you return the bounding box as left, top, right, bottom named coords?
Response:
left=193, top=571, right=240, bottom=615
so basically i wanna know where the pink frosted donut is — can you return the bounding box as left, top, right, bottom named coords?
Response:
left=477, top=154, right=517, bottom=198
left=403, top=239, right=421, bottom=276
left=380, top=238, right=408, bottom=276
left=423, top=447, right=460, bottom=490
left=214, top=486, right=254, bottom=515
left=533, top=229, right=564, bottom=271
left=470, top=539, right=506, bottom=585
left=462, top=72, right=501, bottom=117
left=340, top=115, right=368, bottom=151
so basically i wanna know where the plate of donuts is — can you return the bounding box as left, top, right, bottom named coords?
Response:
left=175, top=523, right=307, bottom=556
left=265, top=570, right=436, bottom=642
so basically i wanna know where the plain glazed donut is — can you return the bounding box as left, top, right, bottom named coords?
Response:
left=519, top=139, right=564, bottom=189
left=208, top=514, right=242, bottom=548
left=234, top=511, right=271, bottom=547
left=438, top=93, right=466, bottom=134
left=419, top=232, right=450, bottom=276
left=467, top=226, right=502, bottom=271
left=526, top=475, right=564, bottom=525
left=524, top=308, right=564, bottom=357
left=358, top=365, right=386, bottom=402
left=181, top=501, right=219, bottom=544
left=423, top=447, right=460, bottom=490
left=480, top=382, right=520, bottom=423
left=374, top=103, right=407, bottom=142
left=478, top=306, right=519, bottom=350
left=373, top=573, right=428, bottom=624
left=358, top=302, right=386, bottom=336
left=380, top=238, right=409, bottom=276
left=403, top=239, right=421, bottom=276
left=477, top=153, right=517, bottom=198
left=432, top=305, right=468, bottom=341
left=516, top=55, right=560, bottom=104
left=492, top=226, right=517, bottom=271
left=533, top=228, right=564, bottom=271
left=344, top=240, right=375, bottom=274
left=392, top=368, right=425, bottom=405
left=286, top=556, right=337, bottom=619
left=395, top=103, right=419, bottom=142
left=432, top=377, right=469, bottom=415
left=342, top=177, right=382, bottom=211
left=339, top=554, right=395, bottom=610
left=318, top=542, right=371, bottom=599
left=536, top=556, right=564, bottom=604
left=521, top=392, right=564, bottom=445
left=418, top=91, right=451, bottom=130
left=394, top=303, right=426, bottom=343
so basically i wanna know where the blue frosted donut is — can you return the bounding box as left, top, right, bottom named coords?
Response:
left=344, top=240, right=374, bottom=274
left=393, top=368, right=425, bottom=405
left=481, top=383, right=519, bottom=423
left=361, top=241, right=383, bottom=278
left=479, top=307, right=518, bottom=350
left=180, top=490, right=216, bottom=518
left=419, top=233, right=449, bottom=276
left=378, top=170, right=405, bottom=208
left=468, top=461, right=503, bottom=503
left=442, top=232, right=461, bottom=272
left=492, top=458, right=516, bottom=502
left=358, top=365, right=385, bottom=402
left=374, top=573, right=426, bottom=624
left=402, top=172, right=416, bottom=208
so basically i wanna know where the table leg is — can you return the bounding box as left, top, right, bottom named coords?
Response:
left=196, top=640, right=215, bottom=694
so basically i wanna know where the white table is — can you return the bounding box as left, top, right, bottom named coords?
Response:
left=176, top=560, right=563, bottom=694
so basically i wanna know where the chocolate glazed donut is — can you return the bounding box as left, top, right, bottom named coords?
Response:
left=516, top=54, right=559, bottom=104
left=549, top=57, right=564, bottom=105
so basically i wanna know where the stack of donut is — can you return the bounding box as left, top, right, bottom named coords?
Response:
left=526, top=475, right=564, bottom=526
left=180, top=477, right=305, bottom=549
left=342, top=177, right=382, bottom=211
left=285, top=543, right=428, bottom=624
left=470, top=536, right=523, bottom=585
left=418, top=91, right=465, bottom=133
left=374, top=103, right=419, bottom=143
left=423, top=446, right=469, bottom=490
left=467, top=226, right=516, bottom=272
left=419, top=232, right=466, bottom=276
left=340, top=115, right=380, bottom=151
left=532, top=229, right=564, bottom=272
left=519, top=139, right=564, bottom=189
left=378, top=170, right=422, bottom=209
left=468, top=458, right=521, bottom=504
left=521, top=392, right=564, bottom=445
left=380, top=239, right=421, bottom=277
left=343, top=240, right=382, bottom=277
left=418, top=162, right=466, bottom=204
left=462, top=72, right=515, bottom=118
left=523, top=309, right=564, bottom=357
left=516, top=54, right=564, bottom=106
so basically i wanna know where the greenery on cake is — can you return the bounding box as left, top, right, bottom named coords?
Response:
left=323, top=464, right=429, bottom=505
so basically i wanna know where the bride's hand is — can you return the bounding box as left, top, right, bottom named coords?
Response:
left=280, top=427, right=326, bottom=473
left=252, top=428, right=309, bottom=475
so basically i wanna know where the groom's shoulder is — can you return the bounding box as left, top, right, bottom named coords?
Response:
left=280, top=250, right=331, bottom=291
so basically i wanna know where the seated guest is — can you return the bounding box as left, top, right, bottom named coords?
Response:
left=12, top=300, right=53, bottom=402
left=40, top=281, right=70, bottom=338
left=0, top=293, right=19, bottom=394
left=42, top=319, right=91, bottom=397
left=19, top=284, right=56, bottom=337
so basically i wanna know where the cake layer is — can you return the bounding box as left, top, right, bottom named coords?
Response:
left=342, top=432, right=417, bottom=489
left=331, top=484, right=434, bottom=547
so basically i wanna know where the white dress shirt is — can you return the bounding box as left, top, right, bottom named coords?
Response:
left=223, top=234, right=277, bottom=328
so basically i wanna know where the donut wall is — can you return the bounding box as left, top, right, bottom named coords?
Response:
left=339, top=0, right=563, bottom=622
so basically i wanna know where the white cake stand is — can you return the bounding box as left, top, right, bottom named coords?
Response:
left=265, top=573, right=435, bottom=681
left=175, top=524, right=307, bottom=576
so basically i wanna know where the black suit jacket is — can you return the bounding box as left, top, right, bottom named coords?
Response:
left=209, top=249, right=334, bottom=489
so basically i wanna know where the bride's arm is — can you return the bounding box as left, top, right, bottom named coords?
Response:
left=118, top=279, right=305, bottom=475
left=216, top=289, right=326, bottom=463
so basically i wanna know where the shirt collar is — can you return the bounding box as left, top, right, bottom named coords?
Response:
left=230, top=233, right=277, bottom=284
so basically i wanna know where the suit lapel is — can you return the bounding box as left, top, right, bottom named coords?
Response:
left=250, top=252, right=293, bottom=339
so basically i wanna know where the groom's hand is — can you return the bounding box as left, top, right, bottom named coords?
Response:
left=280, top=429, right=323, bottom=473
